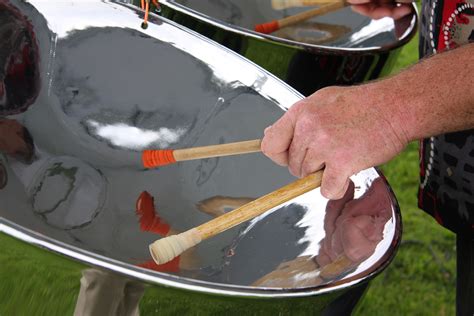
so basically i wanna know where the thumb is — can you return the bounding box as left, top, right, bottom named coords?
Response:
left=320, top=166, right=351, bottom=200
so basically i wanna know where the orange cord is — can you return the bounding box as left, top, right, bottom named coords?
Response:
left=142, top=149, right=177, bottom=168
left=254, top=21, right=280, bottom=34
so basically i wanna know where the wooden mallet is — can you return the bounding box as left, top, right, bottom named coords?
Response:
left=142, top=139, right=262, bottom=168
left=255, top=1, right=347, bottom=34
left=149, top=171, right=323, bottom=265
left=272, top=0, right=345, bottom=10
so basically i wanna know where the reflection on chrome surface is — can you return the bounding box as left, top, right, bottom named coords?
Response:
left=0, top=0, right=401, bottom=313
left=160, top=0, right=416, bottom=49
left=28, top=157, right=107, bottom=230
left=156, top=0, right=417, bottom=97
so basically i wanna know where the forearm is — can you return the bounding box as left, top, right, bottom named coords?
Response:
left=374, top=43, right=474, bottom=142
left=261, top=43, right=474, bottom=199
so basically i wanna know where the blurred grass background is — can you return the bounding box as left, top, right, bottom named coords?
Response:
left=355, top=32, right=456, bottom=316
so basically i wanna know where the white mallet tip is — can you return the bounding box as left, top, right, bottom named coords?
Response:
left=149, top=228, right=201, bottom=265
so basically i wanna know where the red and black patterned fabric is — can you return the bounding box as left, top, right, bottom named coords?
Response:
left=418, top=0, right=474, bottom=234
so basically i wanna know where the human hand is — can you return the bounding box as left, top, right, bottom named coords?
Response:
left=261, top=84, right=408, bottom=199
left=348, top=0, right=414, bottom=20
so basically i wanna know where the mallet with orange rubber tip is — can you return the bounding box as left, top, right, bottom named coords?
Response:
left=255, top=1, right=347, bottom=34
left=149, top=170, right=323, bottom=265
left=142, top=139, right=262, bottom=168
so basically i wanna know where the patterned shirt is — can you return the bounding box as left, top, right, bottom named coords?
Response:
left=418, top=0, right=474, bottom=234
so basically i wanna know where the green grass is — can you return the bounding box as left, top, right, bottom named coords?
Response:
left=0, top=234, right=83, bottom=315
left=355, top=32, right=457, bottom=316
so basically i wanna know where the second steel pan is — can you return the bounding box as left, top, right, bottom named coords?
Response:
left=0, top=0, right=401, bottom=314
left=157, top=0, right=418, bottom=96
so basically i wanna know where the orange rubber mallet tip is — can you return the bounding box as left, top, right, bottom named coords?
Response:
left=142, top=149, right=177, bottom=168
left=254, top=21, right=279, bottom=34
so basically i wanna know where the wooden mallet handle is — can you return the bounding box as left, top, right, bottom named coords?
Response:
left=272, top=0, right=345, bottom=10
left=195, top=171, right=323, bottom=239
left=149, top=171, right=324, bottom=264
left=142, top=139, right=262, bottom=168
left=255, top=1, right=347, bottom=34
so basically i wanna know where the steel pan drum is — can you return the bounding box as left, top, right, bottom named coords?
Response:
left=157, top=0, right=417, bottom=96
left=0, top=1, right=401, bottom=314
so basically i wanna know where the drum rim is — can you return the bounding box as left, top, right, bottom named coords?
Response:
left=0, top=169, right=401, bottom=298
left=158, top=0, right=418, bottom=54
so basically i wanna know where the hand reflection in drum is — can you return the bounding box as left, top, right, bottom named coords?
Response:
left=348, top=0, right=414, bottom=20
left=253, top=178, right=391, bottom=288
left=316, top=178, right=391, bottom=267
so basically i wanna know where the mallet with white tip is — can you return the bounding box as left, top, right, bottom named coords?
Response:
left=149, top=171, right=324, bottom=265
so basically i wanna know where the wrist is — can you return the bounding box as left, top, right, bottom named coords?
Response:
left=369, top=76, right=419, bottom=144
left=359, top=79, right=411, bottom=152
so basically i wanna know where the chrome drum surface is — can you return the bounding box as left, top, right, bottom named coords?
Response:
left=0, top=1, right=401, bottom=314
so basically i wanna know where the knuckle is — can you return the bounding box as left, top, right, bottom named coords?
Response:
left=297, top=116, right=314, bottom=133
left=287, top=101, right=304, bottom=117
